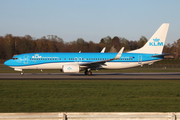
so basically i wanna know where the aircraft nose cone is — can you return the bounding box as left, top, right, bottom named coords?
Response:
left=4, top=60, right=12, bottom=66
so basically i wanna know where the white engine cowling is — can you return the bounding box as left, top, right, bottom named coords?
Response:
left=62, top=64, right=80, bottom=73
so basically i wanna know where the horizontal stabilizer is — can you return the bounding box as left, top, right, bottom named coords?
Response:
left=152, top=53, right=173, bottom=58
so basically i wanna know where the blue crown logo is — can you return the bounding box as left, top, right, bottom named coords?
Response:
left=153, top=38, right=160, bottom=42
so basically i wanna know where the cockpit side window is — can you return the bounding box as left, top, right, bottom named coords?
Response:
left=12, top=58, right=18, bottom=60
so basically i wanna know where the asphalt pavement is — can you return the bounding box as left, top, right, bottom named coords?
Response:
left=0, top=72, right=180, bottom=80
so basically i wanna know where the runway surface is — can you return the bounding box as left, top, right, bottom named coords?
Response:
left=0, top=72, right=180, bottom=80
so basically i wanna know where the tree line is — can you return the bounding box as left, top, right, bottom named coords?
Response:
left=0, top=34, right=179, bottom=59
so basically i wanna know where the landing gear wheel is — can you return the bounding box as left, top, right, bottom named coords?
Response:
left=85, top=71, right=92, bottom=75
left=20, top=71, right=24, bottom=76
left=87, top=71, right=92, bottom=75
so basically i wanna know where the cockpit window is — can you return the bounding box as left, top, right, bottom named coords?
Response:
left=12, top=58, right=18, bottom=60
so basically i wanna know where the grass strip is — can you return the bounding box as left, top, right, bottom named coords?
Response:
left=0, top=80, right=180, bottom=112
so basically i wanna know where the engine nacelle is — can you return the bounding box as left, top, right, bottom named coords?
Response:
left=62, top=64, right=80, bottom=73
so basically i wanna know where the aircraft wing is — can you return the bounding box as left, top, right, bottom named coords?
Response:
left=79, top=60, right=107, bottom=68
left=79, top=47, right=124, bottom=68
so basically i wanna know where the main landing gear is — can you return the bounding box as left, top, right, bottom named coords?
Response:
left=84, top=69, right=92, bottom=75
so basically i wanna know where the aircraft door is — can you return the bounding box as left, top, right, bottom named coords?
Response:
left=138, top=55, right=142, bottom=64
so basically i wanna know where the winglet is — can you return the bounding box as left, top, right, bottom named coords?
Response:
left=100, top=47, right=106, bottom=53
left=114, top=47, right=124, bottom=59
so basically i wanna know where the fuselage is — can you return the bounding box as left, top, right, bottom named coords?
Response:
left=4, top=52, right=162, bottom=70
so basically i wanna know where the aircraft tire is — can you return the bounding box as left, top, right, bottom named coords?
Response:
left=84, top=71, right=92, bottom=75
left=87, top=71, right=92, bottom=76
left=20, top=71, right=24, bottom=76
left=84, top=71, right=88, bottom=75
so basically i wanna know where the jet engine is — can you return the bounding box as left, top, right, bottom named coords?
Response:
left=62, top=64, right=80, bottom=73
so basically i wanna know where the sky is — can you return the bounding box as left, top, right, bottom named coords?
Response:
left=0, top=0, right=180, bottom=44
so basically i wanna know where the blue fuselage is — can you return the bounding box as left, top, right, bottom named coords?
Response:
left=4, top=52, right=162, bottom=70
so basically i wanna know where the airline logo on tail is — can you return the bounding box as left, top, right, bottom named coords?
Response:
left=149, top=38, right=163, bottom=46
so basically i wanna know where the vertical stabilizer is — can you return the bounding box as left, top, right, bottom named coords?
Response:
left=128, top=23, right=169, bottom=54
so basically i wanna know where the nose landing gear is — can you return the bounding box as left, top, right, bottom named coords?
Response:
left=20, top=71, right=24, bottom=75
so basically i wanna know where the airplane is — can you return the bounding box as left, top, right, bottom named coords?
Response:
left=4, top=23, right=169, bottom=75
